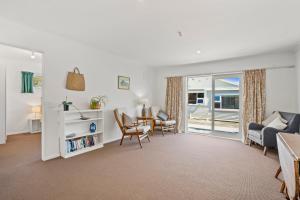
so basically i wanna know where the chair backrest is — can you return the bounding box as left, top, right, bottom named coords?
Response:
left=279, top=111, right=300, bottom=132
left=150, top=106, right=161, bottom=118
left=114, top=109, right=124, bottom=134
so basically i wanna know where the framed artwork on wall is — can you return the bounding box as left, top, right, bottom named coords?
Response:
left=118, top=76, right=130, bottom=90
left=33, top=75, right=43, bottom=88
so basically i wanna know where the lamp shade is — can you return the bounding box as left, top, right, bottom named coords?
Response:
left=32, top=105, right=41, bottom=113
left=138, top=98, right=149, bottom=105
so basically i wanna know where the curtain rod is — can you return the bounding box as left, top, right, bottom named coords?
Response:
left=164, top=65, right=295, bottom=79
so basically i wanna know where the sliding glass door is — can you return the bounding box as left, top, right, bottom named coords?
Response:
left=187, top=76, right=212, bottom=133
left=187, top=74, right=242, bottom=139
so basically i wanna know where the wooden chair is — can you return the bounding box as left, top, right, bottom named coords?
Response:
left=150, top=106, right=176, bottom=136
left=114, top=109, right=150, bottom=148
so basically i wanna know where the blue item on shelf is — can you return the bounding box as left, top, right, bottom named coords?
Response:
left=90, top=122, right=96, bottom=133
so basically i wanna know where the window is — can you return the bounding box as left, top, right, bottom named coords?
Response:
left=188, top=92, right=205, bottom=105
left=222, top=96, right=239, bottom=109
left=188, top=93, right=197, bottom=104
left=198, top=93, right=204, bottom=98
left=214, top=96, right=221, bottom=102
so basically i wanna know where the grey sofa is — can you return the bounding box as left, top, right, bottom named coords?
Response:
left=248, top=111, right=300, bottom=155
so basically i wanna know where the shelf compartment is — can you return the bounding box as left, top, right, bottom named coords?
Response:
left=65, top=131, right=103, bottom=140
left=63, top=143, right=103, bottom=158
left=64, top=117, right=104, bottom=124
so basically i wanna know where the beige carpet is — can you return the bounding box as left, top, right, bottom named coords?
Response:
left=0, top=133, right=286, bottom=200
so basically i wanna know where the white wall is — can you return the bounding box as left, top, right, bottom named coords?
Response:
left=296, top=48, right=300, bottom=111
left=266, top=67, right=298, bottom=116
left=0, top=17, right=154, bottom=160
left=0, top=66, right=5, bottom=144
left=3, top=58, right=42, bottom=135
left=153, top=51, right=297, bottom=118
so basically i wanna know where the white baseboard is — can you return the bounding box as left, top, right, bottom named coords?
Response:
left=104, top=137, right=121, bottom=144
left=42, top=153, right=60, bottom=161
left=6, top=131, right=28, bottom=135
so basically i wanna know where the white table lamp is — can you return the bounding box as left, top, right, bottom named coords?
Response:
left=32, top=105, right=41, bottom=119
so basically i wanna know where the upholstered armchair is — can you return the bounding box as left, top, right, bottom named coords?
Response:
left=150, top=106, right=176, bottom=136
left=248, top=111, right=300, bottom=155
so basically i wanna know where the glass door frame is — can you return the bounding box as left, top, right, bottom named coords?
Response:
left=185, top=72, right=243, bottom=137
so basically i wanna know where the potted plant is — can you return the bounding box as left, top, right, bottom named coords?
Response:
left=90, top=96, right=107, bottom=109
left=62, top=96, right=72, bottom=111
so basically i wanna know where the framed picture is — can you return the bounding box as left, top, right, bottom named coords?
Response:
left=118, top=76, right=130, bottom=90
left=33, top=75, right=43, bottom=88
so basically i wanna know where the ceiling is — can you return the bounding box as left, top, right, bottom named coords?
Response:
left=0, top=44, right=42, bottom=63
left=0, top=0, right=299, bottom=67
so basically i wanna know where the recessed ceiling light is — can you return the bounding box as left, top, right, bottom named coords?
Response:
left=30, top=51, right=36, bottom=59
left=177, top=31, right=183, bottom=37
left=137, top=0, right=144, bottom=2
left=196, top=50, right=201, bottom=54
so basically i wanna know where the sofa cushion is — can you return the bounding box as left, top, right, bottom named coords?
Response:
left=267, top=117, right=287, bottom=130
left=262, top=111, right=287, bottom=126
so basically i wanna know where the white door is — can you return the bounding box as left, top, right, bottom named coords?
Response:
left=0, top=66, right=6, bottom=144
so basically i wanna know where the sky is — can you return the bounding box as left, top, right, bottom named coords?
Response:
left=223, top=77, right=240, bottom=85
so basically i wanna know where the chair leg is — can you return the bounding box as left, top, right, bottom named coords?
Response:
left=147, top=133, right=150, bottom=142
left=263, top=146, right=267, bottom=156
left=160, top=124, right=164, bottom=136
left=130, top=135, right=132, bottom=140
left=275, top=166, right=281, bottom=179
left=249, top=140, right=252, bottom=146
left=120, top=135, right=125, bottom=145
left=280, top=181, right=285, bottom=193
left=137, top=135, right=142, bottom=148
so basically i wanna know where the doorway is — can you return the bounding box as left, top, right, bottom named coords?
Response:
left=186, top=73, right=242, bottom=140
left=0, top=43, right=44, bottom=159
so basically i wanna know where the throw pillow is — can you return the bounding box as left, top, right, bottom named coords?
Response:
left=267, top=117, right=287, bottom=130
left=157, top=110, right=169, bottom=121
left=262, top=111, right=287, bottom=126
left=122, top=113, right=135, bottom=128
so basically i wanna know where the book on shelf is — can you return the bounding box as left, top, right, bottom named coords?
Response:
left=65, top=135, right=99, bottom=153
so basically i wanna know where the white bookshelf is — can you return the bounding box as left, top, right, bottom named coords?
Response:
left=59, top=109, right=104, bottom=158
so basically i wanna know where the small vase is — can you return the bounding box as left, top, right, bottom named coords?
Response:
left=90, top=122, right=97, bottom=133
left=64, top=104, right=69, bottom=111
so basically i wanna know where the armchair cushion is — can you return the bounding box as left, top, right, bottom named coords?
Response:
left=122, top=113, right=136, bottom=128
left=155, top=119, right=176, bottom=126
left=125, top=125, right=151, bottom=134
left=157, top=110, right=169, bottom=121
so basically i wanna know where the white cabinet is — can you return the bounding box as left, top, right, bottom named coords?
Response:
left=28, top=118, right=41, bottom=133
left=59, top=109, right=104, bottom=158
